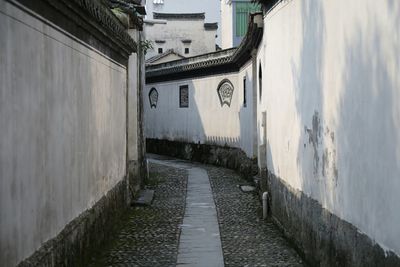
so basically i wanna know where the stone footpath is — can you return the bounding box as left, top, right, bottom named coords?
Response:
left=87, top=156, right=305, bottom=266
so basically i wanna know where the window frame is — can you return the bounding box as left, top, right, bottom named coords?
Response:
left=179, top=85, right=189, bottom=108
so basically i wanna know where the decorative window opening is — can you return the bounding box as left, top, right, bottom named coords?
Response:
left=158, top=47, right=163, bottom=54
left=243, top=76, right=247, bottom=107
left=149, top=88, right=159, bottom=108
left=179, top=85, right=189, bottom=108
left=184, top=48, right=189, bottom=54
left=259, top=63, right=262, bottom=101
left=217, top=79, right=234, bottom=107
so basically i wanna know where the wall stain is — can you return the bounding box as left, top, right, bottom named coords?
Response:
left=305, top=112, right=338, bottom=185
left=305, top=111, right=322, bottom=176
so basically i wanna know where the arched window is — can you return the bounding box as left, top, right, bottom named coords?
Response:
left=258, top=63, right=262, bottom=101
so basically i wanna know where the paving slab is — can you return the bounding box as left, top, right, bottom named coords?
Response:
left=149, top=159, right=224, bottom=267
left=176, top=167, right=224, bottom=267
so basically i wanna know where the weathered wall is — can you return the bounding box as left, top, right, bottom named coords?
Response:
left=0, top=2, right=131, bottom=265
left=144, top=62, right=254, bottom=157
left=257, top=0, right=400, bottom=264
left=144, top=19, right=217, bottom=59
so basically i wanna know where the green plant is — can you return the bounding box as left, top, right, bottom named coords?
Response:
left=140, top=40, right=153, bottom=55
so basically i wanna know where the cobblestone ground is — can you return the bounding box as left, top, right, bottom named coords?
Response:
left=87, top=158, right=305, bottom=267
left=87, top=163, right=187, bottom=267
left=205, top=165, right=305, bottom=267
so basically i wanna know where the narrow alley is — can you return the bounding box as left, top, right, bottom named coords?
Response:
left=88, top=155, right=304, bottom=267
left=3, top=0, right=400, bottom=266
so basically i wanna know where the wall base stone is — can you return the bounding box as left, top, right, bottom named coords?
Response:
left=146, top=138, right=257, bottom=180
left=265, top=170, right=400, bottom=267
left=17, top=178, right=129, bottom=267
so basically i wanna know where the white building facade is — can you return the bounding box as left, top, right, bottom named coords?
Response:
left=145, top=0, right=221, bottom=43
left=144, top=12, right=218, bottom=61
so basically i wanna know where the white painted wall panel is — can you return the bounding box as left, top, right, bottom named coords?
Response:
left=257, top=0, right=400, bottom=256
left=145, top=62, right=254, bottom=157
left=0, top=2, right=127, bottom=265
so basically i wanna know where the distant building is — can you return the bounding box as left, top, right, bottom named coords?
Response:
left=221, top=0, right=261, bottom=49
left=144, top=0, right=220, bottom=29
left=144, top=12, right=218, bottom=61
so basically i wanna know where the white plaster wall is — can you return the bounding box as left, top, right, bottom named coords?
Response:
left=145, top=62, right=254, bottom=157
left=0, top=2, right=127, bottom=265
left=145, top=19, right=217, bottom=59
left=221, top=0, right=233, bottom=49
left=257, top=0, right=400, bottom=256
left=238, top=62, right=255, bottom=157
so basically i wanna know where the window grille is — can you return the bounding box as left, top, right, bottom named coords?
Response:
left=179, top=85, right=189, bottom=108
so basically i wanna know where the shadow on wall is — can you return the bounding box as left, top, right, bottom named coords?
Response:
left=239, top=71, right=254, bottom=157
left=291, top=0, right=326, bottom=202
left=146, top=73, right=254, bottom=156
left=0, top=17, right=130, bottom=266
left=205, top=136, right=240, bottom=147
left=205, top=71, right=253, bottom=153
left=145, top=71, right=258, bottom=177
left=338, top=10, right=400, bottom=255
left=146, top=80, right=205, bottom=143
left=192, top=78, right=246, bottom=151
left=279, top=0, right=400, bottom=264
